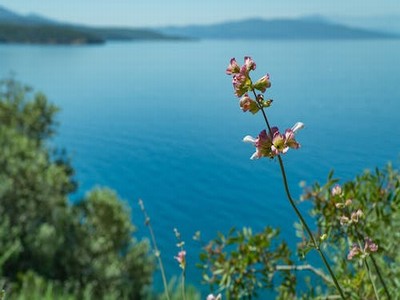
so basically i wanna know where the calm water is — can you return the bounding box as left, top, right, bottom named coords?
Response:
left=1, top=39, right=400, bottom=292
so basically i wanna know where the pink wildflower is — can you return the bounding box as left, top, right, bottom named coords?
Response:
left=331, top=185, right=342, bottom=196
left=244, top=123, right=303, bottom=159
left=239, top=94, right=259, bottom=114
left=364, top=237, right=378, bottom=253
left=271, top=131, right=288, bottom=155
left=174, top=250, right=186, bottom=269
left=271, top=123, right=303, bottom=155
left=347, top=244, right=361, bottom=260
left=243, top=56, right=256, bottom=72
left=348, top=237, right=378, bottom=260
left=284, top=128, right=300, bottom=150
left=226, top=58, right=240, bottom=75
left=253, top=74, right=271, bottom=93
left=232, top=71, right=249, bottom=97
left=243, top=129, right=275, bottom=159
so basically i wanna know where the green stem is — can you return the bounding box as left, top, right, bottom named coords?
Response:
left=138, top=199, right=170, bottom=300
left=249, top=81, right=346, bottom=298
left=354, top=229, right=391, bottom=300
left=370, top=254, right=391, bottom=300
left=174, top=228, right=186, bottom=300
left=365, top=258, right=380, bottom=300
left=182, top=268, right=186, bottom=300
left=276, top=155, right=346, bottom=300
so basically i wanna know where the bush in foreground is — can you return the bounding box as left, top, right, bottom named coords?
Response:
left=0, top=78, right=154, bottom=299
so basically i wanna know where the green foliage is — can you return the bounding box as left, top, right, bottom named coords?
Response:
left=150, top=277, right=201, bottom=300
left=0, top=79, right=154, bottom=299
left=299, top=164, right=400, bottom=299
left=199, top=165, right=400, bottom=299
left=199, top=227, right=294, bottom=299
left=7, top=271, right=76, bottom=300
left=60, top=188, right=154, bottom=299
left=0, top=78, right=59, bottom=142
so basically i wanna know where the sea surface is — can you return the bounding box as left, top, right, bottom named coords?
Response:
left=1, top=39, right=400, bottom=294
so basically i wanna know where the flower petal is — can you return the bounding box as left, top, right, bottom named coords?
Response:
left=291, top=122, right=305, bottom=133
left=250, top=151, right=259, bottom=160
left=243, top=135, right=256, bottom=143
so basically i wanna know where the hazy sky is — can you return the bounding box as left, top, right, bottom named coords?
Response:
left=1, top=0, right=400, bottom=27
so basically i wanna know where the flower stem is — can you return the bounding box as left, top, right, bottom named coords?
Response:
left=181, top=268, right=186, bottom=300
left=370, top=254, right=391, bottom=300
left=251, top=89, right=346, bottom=298
left=365, top=258, right=380, bottom=300
left=138, top=199, right=170, bottom=300
left=276, top=155, right=346, bottom=300
left=247, top=77, right=345, bottom=298
left=354, top=229, right=391, bottom=300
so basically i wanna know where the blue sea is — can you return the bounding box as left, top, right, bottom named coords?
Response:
left=1, top=39, right=400, bottom=294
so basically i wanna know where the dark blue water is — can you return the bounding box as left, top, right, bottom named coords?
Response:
left=1, top=40, right=400, bottom=293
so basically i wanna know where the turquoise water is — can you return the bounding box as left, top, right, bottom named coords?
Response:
left=1, top=40, right=400, bottom=292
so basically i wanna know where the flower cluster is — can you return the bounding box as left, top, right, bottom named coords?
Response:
left=227, top=57, right=303, bottom=159
left=174, top=228, right=186, bottom=270
left=226, top=57, right=272, bottom=110
left=331, top=184, right=364, bottom=226
left=339, top=209, right=364, bottom=226
left=347, top=237, right=379, bottom=260
left=331, top=184, right=379, bottom=261
left=243, top=122, right=304, bottom=159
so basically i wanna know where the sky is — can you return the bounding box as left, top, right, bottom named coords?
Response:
left=1, top=0, right=400, bottom=27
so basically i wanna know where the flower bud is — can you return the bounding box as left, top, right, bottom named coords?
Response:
left=331, top=185, right=342, bottom=196
left=350, top=211, right=359, bottom=223
left=262, top=99, right=273, bottom=108
left=239, top=94, right=259, bottom=114
left=335, top=203, right=345, bottom=209
left=345, top=199, right=353, bottom=206
left=340, top=215, right=349, bottom=225
left=253, top=74, right=271, bottom=93
left=244, top=56, right=256, bottom=72
left=226, top=58, right=240, bottom=75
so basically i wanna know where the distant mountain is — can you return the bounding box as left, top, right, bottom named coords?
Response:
left=1, top=5, right=398, bottom=44
left=159, top=17, right=399, bottom=40
left=0, top=6, right=22, bottom=23
left=0, top=6, right=56, bottom=25
left=0, top=23, right=104, bottom=44
left=329, top=15, right=400, bottom=35
left=0, top=5, right=183, bottom=44
left=24, top=13, right=58, bottom=25
left=68, top=26, right=184, bottom=42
